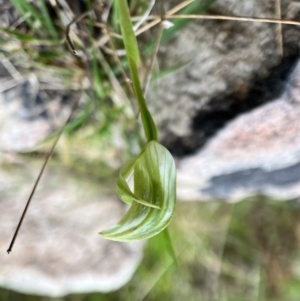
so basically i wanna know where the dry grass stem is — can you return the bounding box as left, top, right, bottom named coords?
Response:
left=136, top=12, right=300, bottom=36
left=9, top=12, right=31, bottom=30
left=135, top=0, right=194, bottom=35
left=167, top=14, right=300, bottom=26
left=275, top=0, right=283, bottom=57
left=94, top=46, right=134, bottom=113
left=7, top=96, right=81, bottom=254
left=103, top=26, right=136, bottom=100
left=133, top=0, right=156, bottom=31
left=141, top=0, right=166, bottom=117
left=66, top=10, right=92, bottom=56
left=0, top=53, right=23, bottom=81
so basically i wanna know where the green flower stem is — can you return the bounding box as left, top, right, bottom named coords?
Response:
left=99, top=1, right=177, bottom=242
left=118, top=0, right=158, bottom=142
left=129, top=57, right=158, bottom=141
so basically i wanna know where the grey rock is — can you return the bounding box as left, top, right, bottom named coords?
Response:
left=149, top=0, right=299, bottom=155
left=0, top=75, right=51, bottom=152
left=0, top=160, right=143, bottom=297
left=177, top=61, right=300, bottom=201
left=0, top=71, right=77, bottom=152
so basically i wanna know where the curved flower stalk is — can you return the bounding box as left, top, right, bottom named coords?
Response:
left=100, top=0, right=177, bottom=241
left=100, top=141, right=176, bottom=241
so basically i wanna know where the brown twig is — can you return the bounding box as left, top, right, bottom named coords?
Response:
left=66, top=10, right=91, bottom=56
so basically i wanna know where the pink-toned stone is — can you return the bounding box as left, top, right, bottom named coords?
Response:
left=177, top=61, right=300, bottom=202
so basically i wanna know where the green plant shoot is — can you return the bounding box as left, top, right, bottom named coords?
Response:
left=100, top=0, right=176, bottom=241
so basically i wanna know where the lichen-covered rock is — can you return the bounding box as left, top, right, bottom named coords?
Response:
left=0, top=160, right=143, bottom=297
left=0, top=72, right=73, bottom=152
left=177, top=61, right=300, bottom=201
left=149, top=0, right=300, bottom=155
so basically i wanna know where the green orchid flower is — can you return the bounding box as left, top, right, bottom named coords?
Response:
left=100, top=140, right=176, bottom=241
left=99, top=0, right=177, bottom=241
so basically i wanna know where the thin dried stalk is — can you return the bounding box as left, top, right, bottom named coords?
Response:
left=166, top=14, right=300, bottom=26
left=136, top=0, right=194, bottom=35
left=7, top=97, right=80, bottom=254
left=275, top=0, right=283, bottom=57
left=138, top=13, right=300, bottom=34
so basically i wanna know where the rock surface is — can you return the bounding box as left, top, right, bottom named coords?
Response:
left=0, top=160, right=143, bottom=297
left=177, top=60, right=300, bottom=201
left=0, top=76, right=48, bottom=152
left=0, top=71, right=76, bottom=152
left=149, top=0, right=300, bottom=156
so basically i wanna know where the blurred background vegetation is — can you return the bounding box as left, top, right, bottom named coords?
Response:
left=2, top=198, right=300, bottom=301
left=1, top=0, right=300, bottom=300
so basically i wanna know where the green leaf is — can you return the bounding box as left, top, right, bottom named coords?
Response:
left=100, top=141, right=177, bottom=241
left=39, top=0, right=59, bottom=39
left=1, top=28, right=35, bottom=41
left=11, top=0, right=59, bottom=39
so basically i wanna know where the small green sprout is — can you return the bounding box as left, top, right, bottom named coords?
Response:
left=99, top=0, right=177, bottom=241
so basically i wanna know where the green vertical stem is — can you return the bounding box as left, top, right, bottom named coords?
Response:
left=118, top=0, right=158, bottom=142
left=129, top=57, right=158, bottom=141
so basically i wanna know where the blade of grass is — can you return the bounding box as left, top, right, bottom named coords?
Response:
left=91, top=50, right=105, bottom=99
left=10, top=0, right=33, bottom=28
left=111, top=0, right=120, bottom=32
left=65, top=101, right=91, bottom=134
left=92, top=46, right=133, bottom=112
left=162, top=228, right=179, bottom=269
left=39, top=0, right=59, bottom=40
left=1, top=27, right=35, bottom=41
left=128, top=230, right=178, bottom=301
left=11, top=0, right=57, bottom=38
left=150, top=60, right=191, bottom=81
